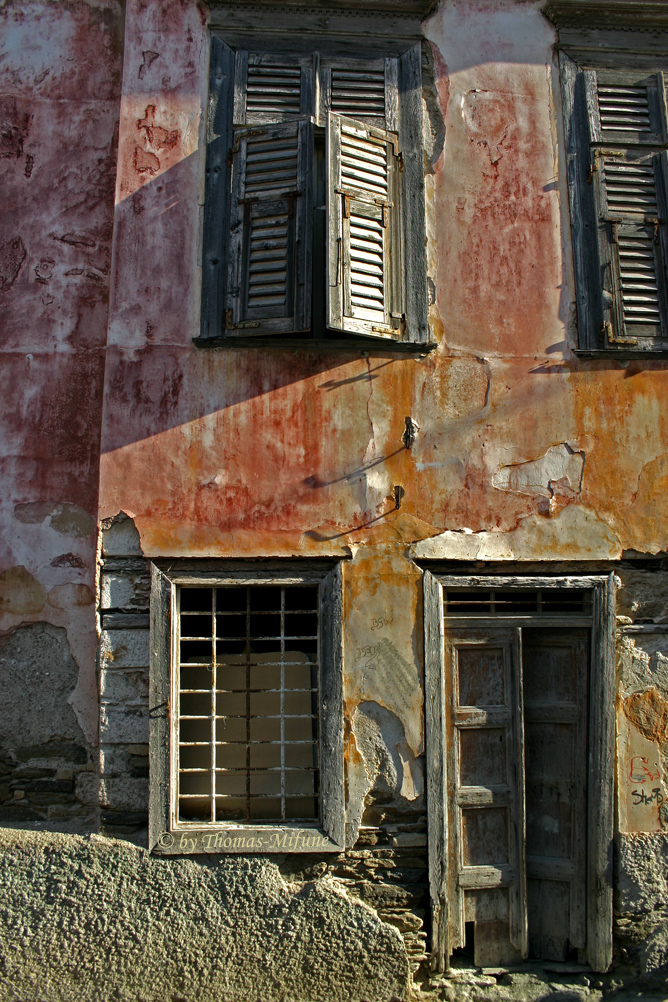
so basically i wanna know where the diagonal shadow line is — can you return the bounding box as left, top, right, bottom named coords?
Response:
left=304, top=502, right=401, bottom=542
left=318, top=360, right=395, bottom=390
left=303, top=447, right=405, bottom=489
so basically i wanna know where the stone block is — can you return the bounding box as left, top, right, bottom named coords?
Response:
left=100, top=777, right=149, bottom=813
left=100, top=572, right=150, bottom=610
left=100, top=668, right=148, bottom=705
left=100, top=706, right=149, bottom=745
left=74, top=771, right=99, bottom=807
left=100, top=630, right=149, bottom=669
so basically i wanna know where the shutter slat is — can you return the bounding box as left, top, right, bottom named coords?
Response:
left=602, top=161, right=658, bottom=216
left=618, top=232, right=662, bottom=327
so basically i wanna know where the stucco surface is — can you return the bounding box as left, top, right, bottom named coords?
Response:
left=0, top=828, right=408, bottom=1002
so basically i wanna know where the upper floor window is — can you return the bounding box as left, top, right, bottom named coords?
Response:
left=200, top=32, right=429, bottom=346
left=553, top=0, right=668, bottom=356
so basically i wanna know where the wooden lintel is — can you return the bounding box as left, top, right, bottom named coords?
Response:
left=544, top=0, right=668, bottom=29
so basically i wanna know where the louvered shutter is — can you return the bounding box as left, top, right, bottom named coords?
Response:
left=226, top=119, right=312, bottom=335
left=234, top=52, right=314, bottom=125
left=570, top=67, right=668, bottom=350
left=321, top=57, right=398, bottom=129
left=594, top=152, right=668, bottom=341
left=326, top=114, right=403, bottom=339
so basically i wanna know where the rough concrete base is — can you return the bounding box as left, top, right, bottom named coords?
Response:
left=0, top=829, right=409, bottom=1002
left=615, top=832, right=668, bottom=982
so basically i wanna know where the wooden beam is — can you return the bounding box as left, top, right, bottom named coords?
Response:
left=544, top=0, right=668, bottom=29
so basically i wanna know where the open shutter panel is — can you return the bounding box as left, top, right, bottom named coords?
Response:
left=226, top=120, right=312, bottom=335
left=326, top=114, right=403, bottom=339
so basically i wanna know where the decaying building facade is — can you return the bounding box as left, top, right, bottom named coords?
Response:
left=1, top=0, right=668, bottom=999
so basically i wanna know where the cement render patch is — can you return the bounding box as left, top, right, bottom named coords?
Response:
left=0, top=828, right=409, bottom=1002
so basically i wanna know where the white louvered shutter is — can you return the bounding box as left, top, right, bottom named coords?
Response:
left=226, top=120, right=312, bottom=334
left=584, top=71, right=668, bottom=347
left=326, top=114, right=403, bottom=339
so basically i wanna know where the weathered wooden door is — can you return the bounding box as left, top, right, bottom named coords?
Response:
left=524, top=629, right=589, bottom=961
left=442, top=627, right=589, bottom=966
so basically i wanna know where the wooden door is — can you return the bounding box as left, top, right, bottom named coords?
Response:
left=523, top=629, right=589, bottom=961
left=444, top=630, right=528, bottom=967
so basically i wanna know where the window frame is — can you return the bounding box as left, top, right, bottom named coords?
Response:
left=423, top=572, right=616, bottom=973
left=149, top=561, right=344, bottom=855
left=198, top=16, right=431, bottom=350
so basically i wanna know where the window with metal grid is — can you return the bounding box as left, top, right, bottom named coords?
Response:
left=177, top=584, right=320, bottom=824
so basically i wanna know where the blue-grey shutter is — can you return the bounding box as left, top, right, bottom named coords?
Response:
left=561, top=57, right=668, bottom=351
left=234, top=51, right=314, bottom=126
left=226, top=119, right=313, bottom=335
left=200, top=37, right=235, bottom=340
left=585, top=71, right=668, bottom=348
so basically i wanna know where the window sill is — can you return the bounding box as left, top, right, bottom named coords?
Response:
left=194, top=335, right=438, bottom=354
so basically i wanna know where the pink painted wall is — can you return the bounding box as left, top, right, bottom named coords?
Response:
left=0, top=0, right=123, bottom=753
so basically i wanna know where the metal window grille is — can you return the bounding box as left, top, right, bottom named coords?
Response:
left=177, top=584, right=320, bottom=824
left=443, top=588, right=591, bottom=616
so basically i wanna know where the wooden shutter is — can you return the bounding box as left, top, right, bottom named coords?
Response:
left=200, top=37, right=235, bottom=340
left=586, top=72, right=668, bottom=146
left=226, top=120, right=312, bottom=335
left=593, top=150, right=668, bottom=343
left=326, top=114, right=403, bottom=338
left=320, top=57, right=398, bottom=129
left=562, top=59, right=668, bottom=351
left=443, top=629, right=528, bottom=967
left=234, top=51, right=314, bottom=125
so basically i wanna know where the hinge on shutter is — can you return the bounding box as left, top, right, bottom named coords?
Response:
left=382, top=205, right=389, bottom=228
left=343, top=194, right=350, bottom=220
left=225, top=309, right=259, bottom=330
left=601, top=320, right=637, bottom=346
left=588, top=148, right=624, bottom=183
left=390, top=312, right=406, bottom=333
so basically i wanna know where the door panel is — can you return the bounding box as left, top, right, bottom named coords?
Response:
left=523, top=629, right=589, bottom=959
left=444, top=630, right=527, bottom=966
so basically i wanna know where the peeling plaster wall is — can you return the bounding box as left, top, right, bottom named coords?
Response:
left=0, top=0, right=124, bottom=825
left=3, top=0, right=668, bottom=994
left=95, top=0, right=668, bottom=968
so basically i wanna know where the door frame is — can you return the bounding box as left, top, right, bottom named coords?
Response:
left=424, top=572, right=615, bottom=974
